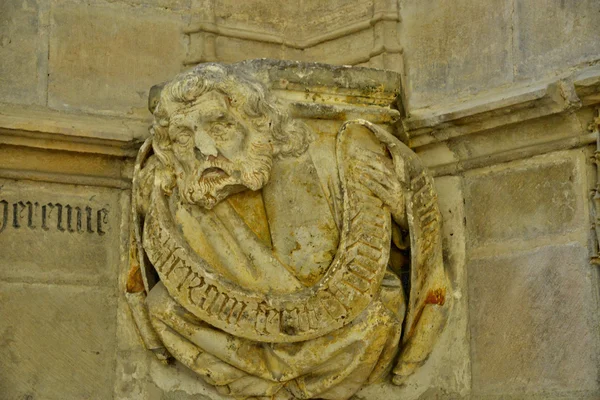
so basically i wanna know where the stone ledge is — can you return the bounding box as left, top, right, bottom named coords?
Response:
left=245, top=59, right=402, bottom=123
left=7, top=62, right=599, bottom=180
left=149, top=59, right=403, bottom=123
left=429, top=132, right=596, bottom=177
left=0, top=168, right=131, bottom=189
left=0, top=105, right=141, bottom=188
left=404, top=64, right=600, bottom=149
left=0, top=103, right=148, bottom=157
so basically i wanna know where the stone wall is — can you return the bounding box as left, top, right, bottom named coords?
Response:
left=0, top=0, right=599, bottom=399
left=1, top=0, right=187, bottom=118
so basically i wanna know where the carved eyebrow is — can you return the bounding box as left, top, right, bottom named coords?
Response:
left=168, top=118, right=189, bottom=130
left=201, top=109, right=227, bottom=122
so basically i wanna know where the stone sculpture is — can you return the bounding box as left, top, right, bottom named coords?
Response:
left=126, top=60, right=448, bottom=399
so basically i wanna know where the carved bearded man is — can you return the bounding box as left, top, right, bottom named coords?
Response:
left=127, top=62, right=448, bottom=400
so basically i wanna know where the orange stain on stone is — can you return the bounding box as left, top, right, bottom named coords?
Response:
left=424, top=288, right=445, bottom=306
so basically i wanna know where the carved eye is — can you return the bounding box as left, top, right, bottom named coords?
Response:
left=209, top=122, right=236, bottom=140
left=175, top=133, right=191, bottom=146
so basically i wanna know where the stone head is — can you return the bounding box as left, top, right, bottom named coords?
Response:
left=150, top=63, right=313, bottom=209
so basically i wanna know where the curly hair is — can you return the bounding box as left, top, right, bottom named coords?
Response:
left=151, top=63, right=313, bottom=166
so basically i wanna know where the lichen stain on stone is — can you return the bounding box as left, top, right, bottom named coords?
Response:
left=126, top=238, right=145, bottom=293
left=424, top=288, right=446, bottom=306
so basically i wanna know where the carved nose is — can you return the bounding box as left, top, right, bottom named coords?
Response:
left=194, top=129, right=218, bottom=158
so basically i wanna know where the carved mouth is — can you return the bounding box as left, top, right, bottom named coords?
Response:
left=201, top=167, right=229, bottom=179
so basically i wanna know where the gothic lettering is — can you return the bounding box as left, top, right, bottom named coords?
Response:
left=0, top=199, right=109, bottom=236
left=86, top=206, right=94, bottom=234
left=0, top=200, right=7, bottom=233
left=97, top=208, right=108, bottom=236
left=26, top=201, right=38, bottom=229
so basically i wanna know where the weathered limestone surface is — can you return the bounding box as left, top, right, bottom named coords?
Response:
left=0, top=179, right=125, bottom=399
left=399, top=0, right=600, bottom=109
left=0, top=283, right=117, bottom=399
left=464, top=148, right=599, bottom=398
left=122, top=60, right=448, bottom=399
left=1, top=0, right=598, bottom=119
left=0, top=179, right=120, bottom=285
left=400, top=0, right=513, bottom=111
left=0, top=0, right=47, bottom=106
left=0, top=0, right=599, bottom=398
left=464, top=151, right=586, bottom=252
left=468, top=244, right=599, bottom=396
left=515, top=0, right=600, bottom=79
left=49, top=0, right=186, bottom=117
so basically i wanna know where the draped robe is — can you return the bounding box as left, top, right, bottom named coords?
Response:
left=144, top=134, right=407, bottom=400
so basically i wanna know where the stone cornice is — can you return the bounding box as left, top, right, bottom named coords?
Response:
left=0, top=104, right=149, bottom=189
left=403, top=65, right=600, bottom=149
left=0, top=61, right=401, bottom=189
left=3, top=64, right=599, bottom=186
left=428, top=132, right=597, bottom=177
left=0, top=104, right=148, bottom=157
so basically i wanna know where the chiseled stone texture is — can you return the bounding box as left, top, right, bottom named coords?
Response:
left=121, top=61, right=446, bottom=399
left=102, top=0, right=190, bottom=11
left=0, top=179, right=123, bottom=399
left=463, top=150, right=587, bottom=252
left=0, top=0, right=47, bottom=106
left=357, top=175, right=472, bottom=400
left=212, top=0, right=294, bottom=35
left=0, top=179, right=121, bottom=286
left=514, top=0, right=600, bottom=79
left=0, top=283, right=117, bottom=399
left=48, top=0, right=186, bottom=117
left=400, top=0, right=513, bottom=110
left=399, top=0, right=600, bottom=111
left=468, top=243, right=600, bottom=396
left=431, top=176, right=471, bottom=394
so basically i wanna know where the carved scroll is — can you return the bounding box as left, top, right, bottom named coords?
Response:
left=142, top=121, right=393, bottom=343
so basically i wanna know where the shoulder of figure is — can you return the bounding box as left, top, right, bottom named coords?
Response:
left=134, top=155, right=161, bottom=216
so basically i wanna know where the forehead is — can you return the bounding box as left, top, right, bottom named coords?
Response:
left=170, top=91, right=230, bottom=125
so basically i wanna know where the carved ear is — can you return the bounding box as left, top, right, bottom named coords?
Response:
left=148, top=82, right=166, bottom=114
left=272, top=117, right=314, bottom=158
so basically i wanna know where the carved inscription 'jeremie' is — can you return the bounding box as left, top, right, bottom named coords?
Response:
left=0, top=200, right=109, bottom=236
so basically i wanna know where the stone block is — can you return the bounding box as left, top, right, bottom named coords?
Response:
left=0, top=179, right=122, bottom=286
left=400, top=0, right=513, bottom=110
left=48, top=0, right=186, bottom=117
left=430, top=176, right=470, bottom=394
left=114, top=348, right=153, bottom=400
left=103, top=0, right=190, bottom=11
left=302, top=0, right=372, bottom=37
left=0, top=0, right=46, bottom=105
left=214, top=0, right=290, bottom=35
left=464, top=151, right=586, bottom=251
left=468, top=244, right=600, bottom=395
left=353, top=177, right=471, bottom=400
left=214, top=36, right=285, bottom=63
left=515, top=0, right=600, bottom=80
left=211, top=0, right=372, bottom=39
left=304, top=29, right=374, bottom=65
left=0, top=282, right=117, bottom=399
left=446, top=108, right=594, bottom=164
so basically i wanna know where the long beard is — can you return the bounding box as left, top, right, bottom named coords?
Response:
left=178, top=142, right=273, bottom=209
